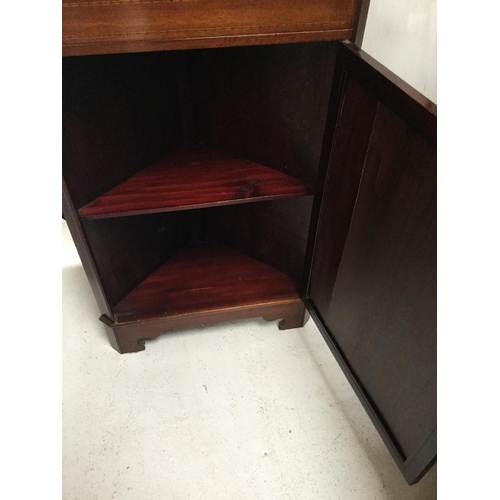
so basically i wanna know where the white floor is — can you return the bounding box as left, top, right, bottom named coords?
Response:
left=62, top=220, right=436, bottom=499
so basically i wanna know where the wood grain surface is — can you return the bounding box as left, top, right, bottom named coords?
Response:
left=112, top=244, right=301, bottom=323
left=105, top=300, right=308, bottom=353
left=82, top=211, right=193, bottom=307
left=306, top=42, right=436, bottom=484
left=189, top=43, right=337, bottom=186
left=80, top=147, right=311, bottom=219
left=62, top=0, right=357, bottom=55
left=63, top=51, right=184, bottom=211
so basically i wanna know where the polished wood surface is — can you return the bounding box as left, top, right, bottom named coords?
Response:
left=103, top=301, right=308, bottom=354
left=63, top=43, right=334, bottom=328
left=327, top=103, right=436, bottom=460
left=183, top=42, right=335, bottom=283
left=63, top=51, right=184, bottom=211
left=208, top=197, right=314, bottom=283
left=62, top=0, right=436, bottom=483
left=306, top=42, right=436, bottom=485
left=341, top=41, right=437, bottom=140
left=82, top=211, right=192, bottom=307
left=63, top=179, right=114, bottom=318
left=307, top=78, right=379, bottom=312
left=112, top=244, right=301, bottom=323
left=79, top=147, right=311, bottom=219
left=190, top=43, right=337, bottom=186
left=62, top=0, right=357, bottom=56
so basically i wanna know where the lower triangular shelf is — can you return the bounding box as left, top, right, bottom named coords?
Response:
left=112, top=245, right=301, bottom=324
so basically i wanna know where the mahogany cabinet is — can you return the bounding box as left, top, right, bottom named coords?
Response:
left=62, top=0, right=436, bottom=485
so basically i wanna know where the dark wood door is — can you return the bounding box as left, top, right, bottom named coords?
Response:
left=304, top=41, right=436, bottom=485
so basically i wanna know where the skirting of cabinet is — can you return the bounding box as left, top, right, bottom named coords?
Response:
left=100, top=302, right=308, bottom=354
left=97, top=244, right=308, bottom=353
left=100, top=300, right=309, bottom=354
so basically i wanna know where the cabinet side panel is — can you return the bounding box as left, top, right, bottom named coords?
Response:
left=63, top=51, right=185, bottom=210
left=189, top=42, right=337, bottom=187
left=63, top=179, right=113, bottom=318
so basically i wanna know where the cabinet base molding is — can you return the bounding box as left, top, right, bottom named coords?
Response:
left=100, top=301, right=308, bottom=354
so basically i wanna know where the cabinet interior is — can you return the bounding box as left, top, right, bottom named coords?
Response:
left=62, top=17, right=437, bottom=481
left=63, top=42, right=337, bottom=316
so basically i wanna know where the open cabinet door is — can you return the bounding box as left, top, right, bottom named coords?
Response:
left=304, top=41, right=436, bottom=484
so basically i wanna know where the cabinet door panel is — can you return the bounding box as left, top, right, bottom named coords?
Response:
left=306, top=41, right=436, bottom=484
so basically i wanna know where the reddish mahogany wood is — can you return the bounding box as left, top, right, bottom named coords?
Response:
left=324, top=104, right=437, bottom=460
left=308, top=78, right=379, bottom=313
left=208, top=197, right=314, bottom=283
left=82, top=211, right=193, bottom=308
left=62, top=0, right=357, bottom=56
left=79, top=147, right=311, bottom=219
left=305, top=42, right=436, bottom=485
left=190, top=43, right=337, bottom=186
left=103, top=301, right=308, bottom=354
left=112, top=244, right=302, bottom=323
left=341, top=41, right=437, bottom=141
left=63, top=51, right=184, bottom=211
left=63, top=179, right=114, bottom=318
